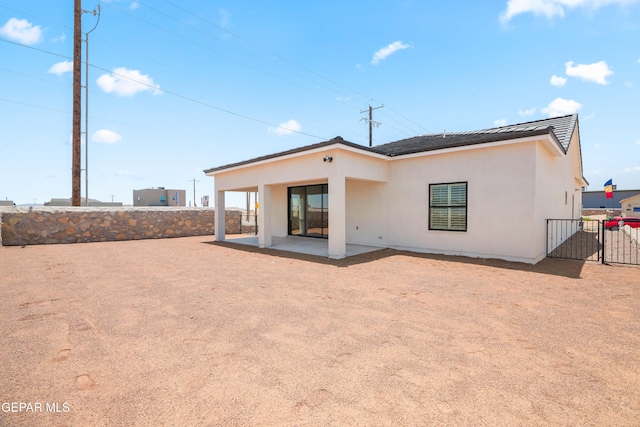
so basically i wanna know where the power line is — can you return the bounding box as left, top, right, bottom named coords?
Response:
left=100, top=2, right=362, bottom=113
left=90, top=64, right=329, bottom=140
left=159, top=0, right=374, bottom=106
left=1, top=3, right=430, bottom=142
left=0, top=97, right=69, bottom=114
left=85, top=38, right=366, bottom=140
left=0, top=38, right=328, bottom=141
left=106, top=1, right=429, bottom=139
left=158, top=0, right=432, bottom=135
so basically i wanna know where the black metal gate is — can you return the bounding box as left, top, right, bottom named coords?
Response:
left=546, top=219, right=639, bottom=265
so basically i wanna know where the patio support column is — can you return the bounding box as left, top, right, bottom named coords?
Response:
left=258, top=183, right=272, bottom=248
left=328, top=175, right=346, bottom=259
left=214, top=188, right=225, bottom=241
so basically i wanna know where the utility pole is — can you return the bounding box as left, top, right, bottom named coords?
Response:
left=72, top=0, right=82, bottom=206
left=82, top=5, right=100, bottom=206
left=189, top=179, right=200, bottom=207
left=360, top=105, right=383, bottom=147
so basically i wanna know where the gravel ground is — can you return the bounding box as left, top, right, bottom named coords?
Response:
left=0, top=236, right=639, bottom=426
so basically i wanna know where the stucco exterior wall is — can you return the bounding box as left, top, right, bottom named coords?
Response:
left=270, top=185, right=289, bottom=237
left=345, top=179, right=388, bottom=247
left=534, top=128, right=584, bottom=260
left=212, top=145, right=388, bottom=192
left=383, top=141, right=539, bottom=263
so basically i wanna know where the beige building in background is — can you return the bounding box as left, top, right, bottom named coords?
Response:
left=205, top=114, right=586, bottom=264
left=620, top=194, right=640, bottom=218
left=133, top=188, right=186, bottom=207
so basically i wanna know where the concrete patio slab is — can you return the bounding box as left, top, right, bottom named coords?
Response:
left=224, top=234, right=382, bottom=258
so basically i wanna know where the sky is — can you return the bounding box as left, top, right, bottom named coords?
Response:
left=1, top=0, right=639, bottom=207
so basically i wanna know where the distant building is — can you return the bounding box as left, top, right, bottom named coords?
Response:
left=0, top=200, right=15, bottom=206
left=582, top=189, right=640, bottom=209
left=620, top=194, right=640, bottom=218
left=44, top=198, right=123, bottom=207
left=133, top=188, right=186, bottom=207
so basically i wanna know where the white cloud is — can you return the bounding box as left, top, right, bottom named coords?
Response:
left=500, top=0, right=640, bottom=23
left=550, top=75, right=567, bottom=86
left=565, top=61, right=613, bottom=85
left=494, top=119, right=508, bottom=127
left=130, top=1, right=140, bottom=10
left=371, top=41, right=410, bottom=65
left=623, top=166, right=640, bottom=172
left=269, top=119, right=301, bottom=136
left=518, top=107, right=536, bottom=116
left=92, top=129, right=122, bottom=144
left=541, top=97, right=582, bottom=117
left=0, top=18, right=43, bottom=45
left=636, top=140, right=640, bottom=145
left=625, top=81, right=634, bottom=87
left=48, top=60, right=73, bottom=76
left=96, top=67, right=161, bottom=97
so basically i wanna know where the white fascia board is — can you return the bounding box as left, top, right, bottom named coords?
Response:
left=205, top=143, right=387, bottom=176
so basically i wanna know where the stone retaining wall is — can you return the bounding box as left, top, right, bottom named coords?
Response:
left=582, top=208, right=622, bottom=217
left=0, top=207, right=241, bottom=246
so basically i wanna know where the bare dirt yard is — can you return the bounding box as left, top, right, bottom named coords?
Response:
left=1, top=236, right=638, bottom=426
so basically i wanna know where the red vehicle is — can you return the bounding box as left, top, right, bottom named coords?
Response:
left=604, top=217, right=640, bottom=231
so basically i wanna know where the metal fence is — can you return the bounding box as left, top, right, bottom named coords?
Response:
left=603, top=225, right=639, bottom=265
left=546, top=219, right=639, bottom=265
left=547, top=219, right=602, bottom=262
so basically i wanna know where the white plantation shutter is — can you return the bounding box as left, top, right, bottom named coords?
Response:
left=429, top=183, right=467, bottom=231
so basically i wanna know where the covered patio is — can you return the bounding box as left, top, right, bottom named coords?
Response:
left=224, top=235, right=382, bottom=258
left=206, top=138, right=389, bottom=259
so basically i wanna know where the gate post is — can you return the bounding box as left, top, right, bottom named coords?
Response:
left=601, top=220, right=605, bottom=264
left=546, top=219, right=549, bottom=257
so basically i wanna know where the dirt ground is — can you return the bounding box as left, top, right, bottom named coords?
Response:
left=0, top=236, right=638, bottom=426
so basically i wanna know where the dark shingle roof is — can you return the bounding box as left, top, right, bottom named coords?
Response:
left=204, top=114, right=578, bottom=173
left=372, top=114, right=577, bottom=156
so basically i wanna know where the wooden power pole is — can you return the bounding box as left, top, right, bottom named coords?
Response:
left=72, top=0, right=82, bottom=206
left=360, top=105, right=383, bottom=147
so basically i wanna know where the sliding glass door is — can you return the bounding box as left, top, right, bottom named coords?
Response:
left=288, top=184, right=328, bottom=238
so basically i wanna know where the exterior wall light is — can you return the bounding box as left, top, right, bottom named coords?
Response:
left=323, top=156, right=333, bottom=163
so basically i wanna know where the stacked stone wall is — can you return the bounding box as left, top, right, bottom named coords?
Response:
left=0, top=207, right=241, bottom=246
left=581, top=209, right=622, bottom=218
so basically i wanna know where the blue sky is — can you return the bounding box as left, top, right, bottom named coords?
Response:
left=1, top=0, right=639, bottom=207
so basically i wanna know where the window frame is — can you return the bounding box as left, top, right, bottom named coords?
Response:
left=428, top=181, right=468, bottom=232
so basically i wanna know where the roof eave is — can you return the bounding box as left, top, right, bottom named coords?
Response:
left=203, top=138, right=384, bottom=175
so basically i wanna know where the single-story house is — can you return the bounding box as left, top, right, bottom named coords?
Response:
left=620, top=194, right=640, bottom=218
left=205, top=114, right=587, bottom=264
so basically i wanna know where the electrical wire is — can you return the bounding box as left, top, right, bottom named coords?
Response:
left=0, top=3, right=429, bottom=141
left=0, top=38, right=330, bottom=140
left=159, top=0, right=431, bottom=134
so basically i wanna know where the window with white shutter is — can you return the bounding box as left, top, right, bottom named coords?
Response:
left=429, top=182, right=467, bottom=231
